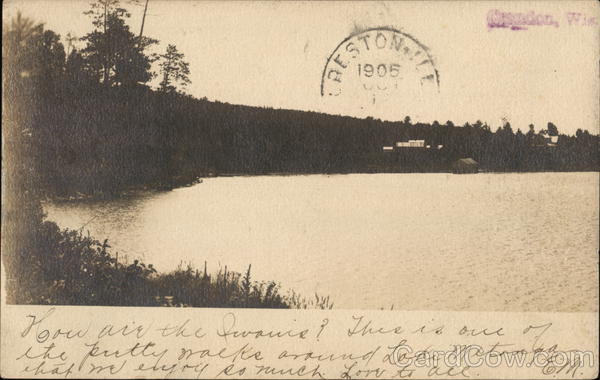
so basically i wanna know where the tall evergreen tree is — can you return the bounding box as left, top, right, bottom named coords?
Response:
left=158, top=44, right=191, bottom=93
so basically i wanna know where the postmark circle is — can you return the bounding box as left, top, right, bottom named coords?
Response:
left=321, top=27, right=439, bottom=104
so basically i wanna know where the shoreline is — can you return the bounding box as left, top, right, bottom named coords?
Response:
left=46, top=170, right=600, bottom=203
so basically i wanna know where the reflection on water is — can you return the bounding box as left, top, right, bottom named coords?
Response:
left=45, top=173, right=599, bottom=311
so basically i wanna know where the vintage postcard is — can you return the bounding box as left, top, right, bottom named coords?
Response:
left=1, top=0, right=599, bottom=378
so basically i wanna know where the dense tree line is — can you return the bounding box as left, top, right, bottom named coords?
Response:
left=4, top=3, right=599, bottom=199
left=3, top=1, right=600, bottom=198
left=33, top=90, right=598, bottom=196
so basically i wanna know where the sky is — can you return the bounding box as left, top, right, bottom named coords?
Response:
left=4, top=0, right=599, bottom=135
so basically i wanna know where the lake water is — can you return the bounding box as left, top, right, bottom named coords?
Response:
left=45, top=173, right=599, bottom=311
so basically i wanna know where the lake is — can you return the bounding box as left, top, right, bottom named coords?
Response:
left=45, top=172, right=599, bottom=311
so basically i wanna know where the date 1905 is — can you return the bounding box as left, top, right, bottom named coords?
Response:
left=357, top=63, right=402, bottom=78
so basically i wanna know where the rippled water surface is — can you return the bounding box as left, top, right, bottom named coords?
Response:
left=46, top=173, right=599, bottom=311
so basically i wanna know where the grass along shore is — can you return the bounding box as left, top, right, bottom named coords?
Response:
left=9, top=216, right=333, bottom=309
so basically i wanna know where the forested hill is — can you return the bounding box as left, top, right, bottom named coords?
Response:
left=20, top=83, right=600, bottom=197
left=4, top=6, right=599, bottom=199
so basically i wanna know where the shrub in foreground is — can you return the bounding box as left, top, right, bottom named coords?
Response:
left=12, top=220, right=332, bottom=309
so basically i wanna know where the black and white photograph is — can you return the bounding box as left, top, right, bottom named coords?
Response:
left=1, top=1, right=598, bottom=378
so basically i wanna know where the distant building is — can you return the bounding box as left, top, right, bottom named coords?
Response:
left=409, top=139, right=425, bottom=147
left=452, top=158, right=479, bottom=174
left=396, top=139, right=425, bottom=148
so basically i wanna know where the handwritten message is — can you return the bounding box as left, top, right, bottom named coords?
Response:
left=1, top=306, right=597, bottom=379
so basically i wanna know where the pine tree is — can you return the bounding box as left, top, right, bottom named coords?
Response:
left=158, top=44, right=191, bottom=93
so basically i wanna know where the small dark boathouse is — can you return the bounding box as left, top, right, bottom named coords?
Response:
left=452, top=158, right=479, bottom=174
